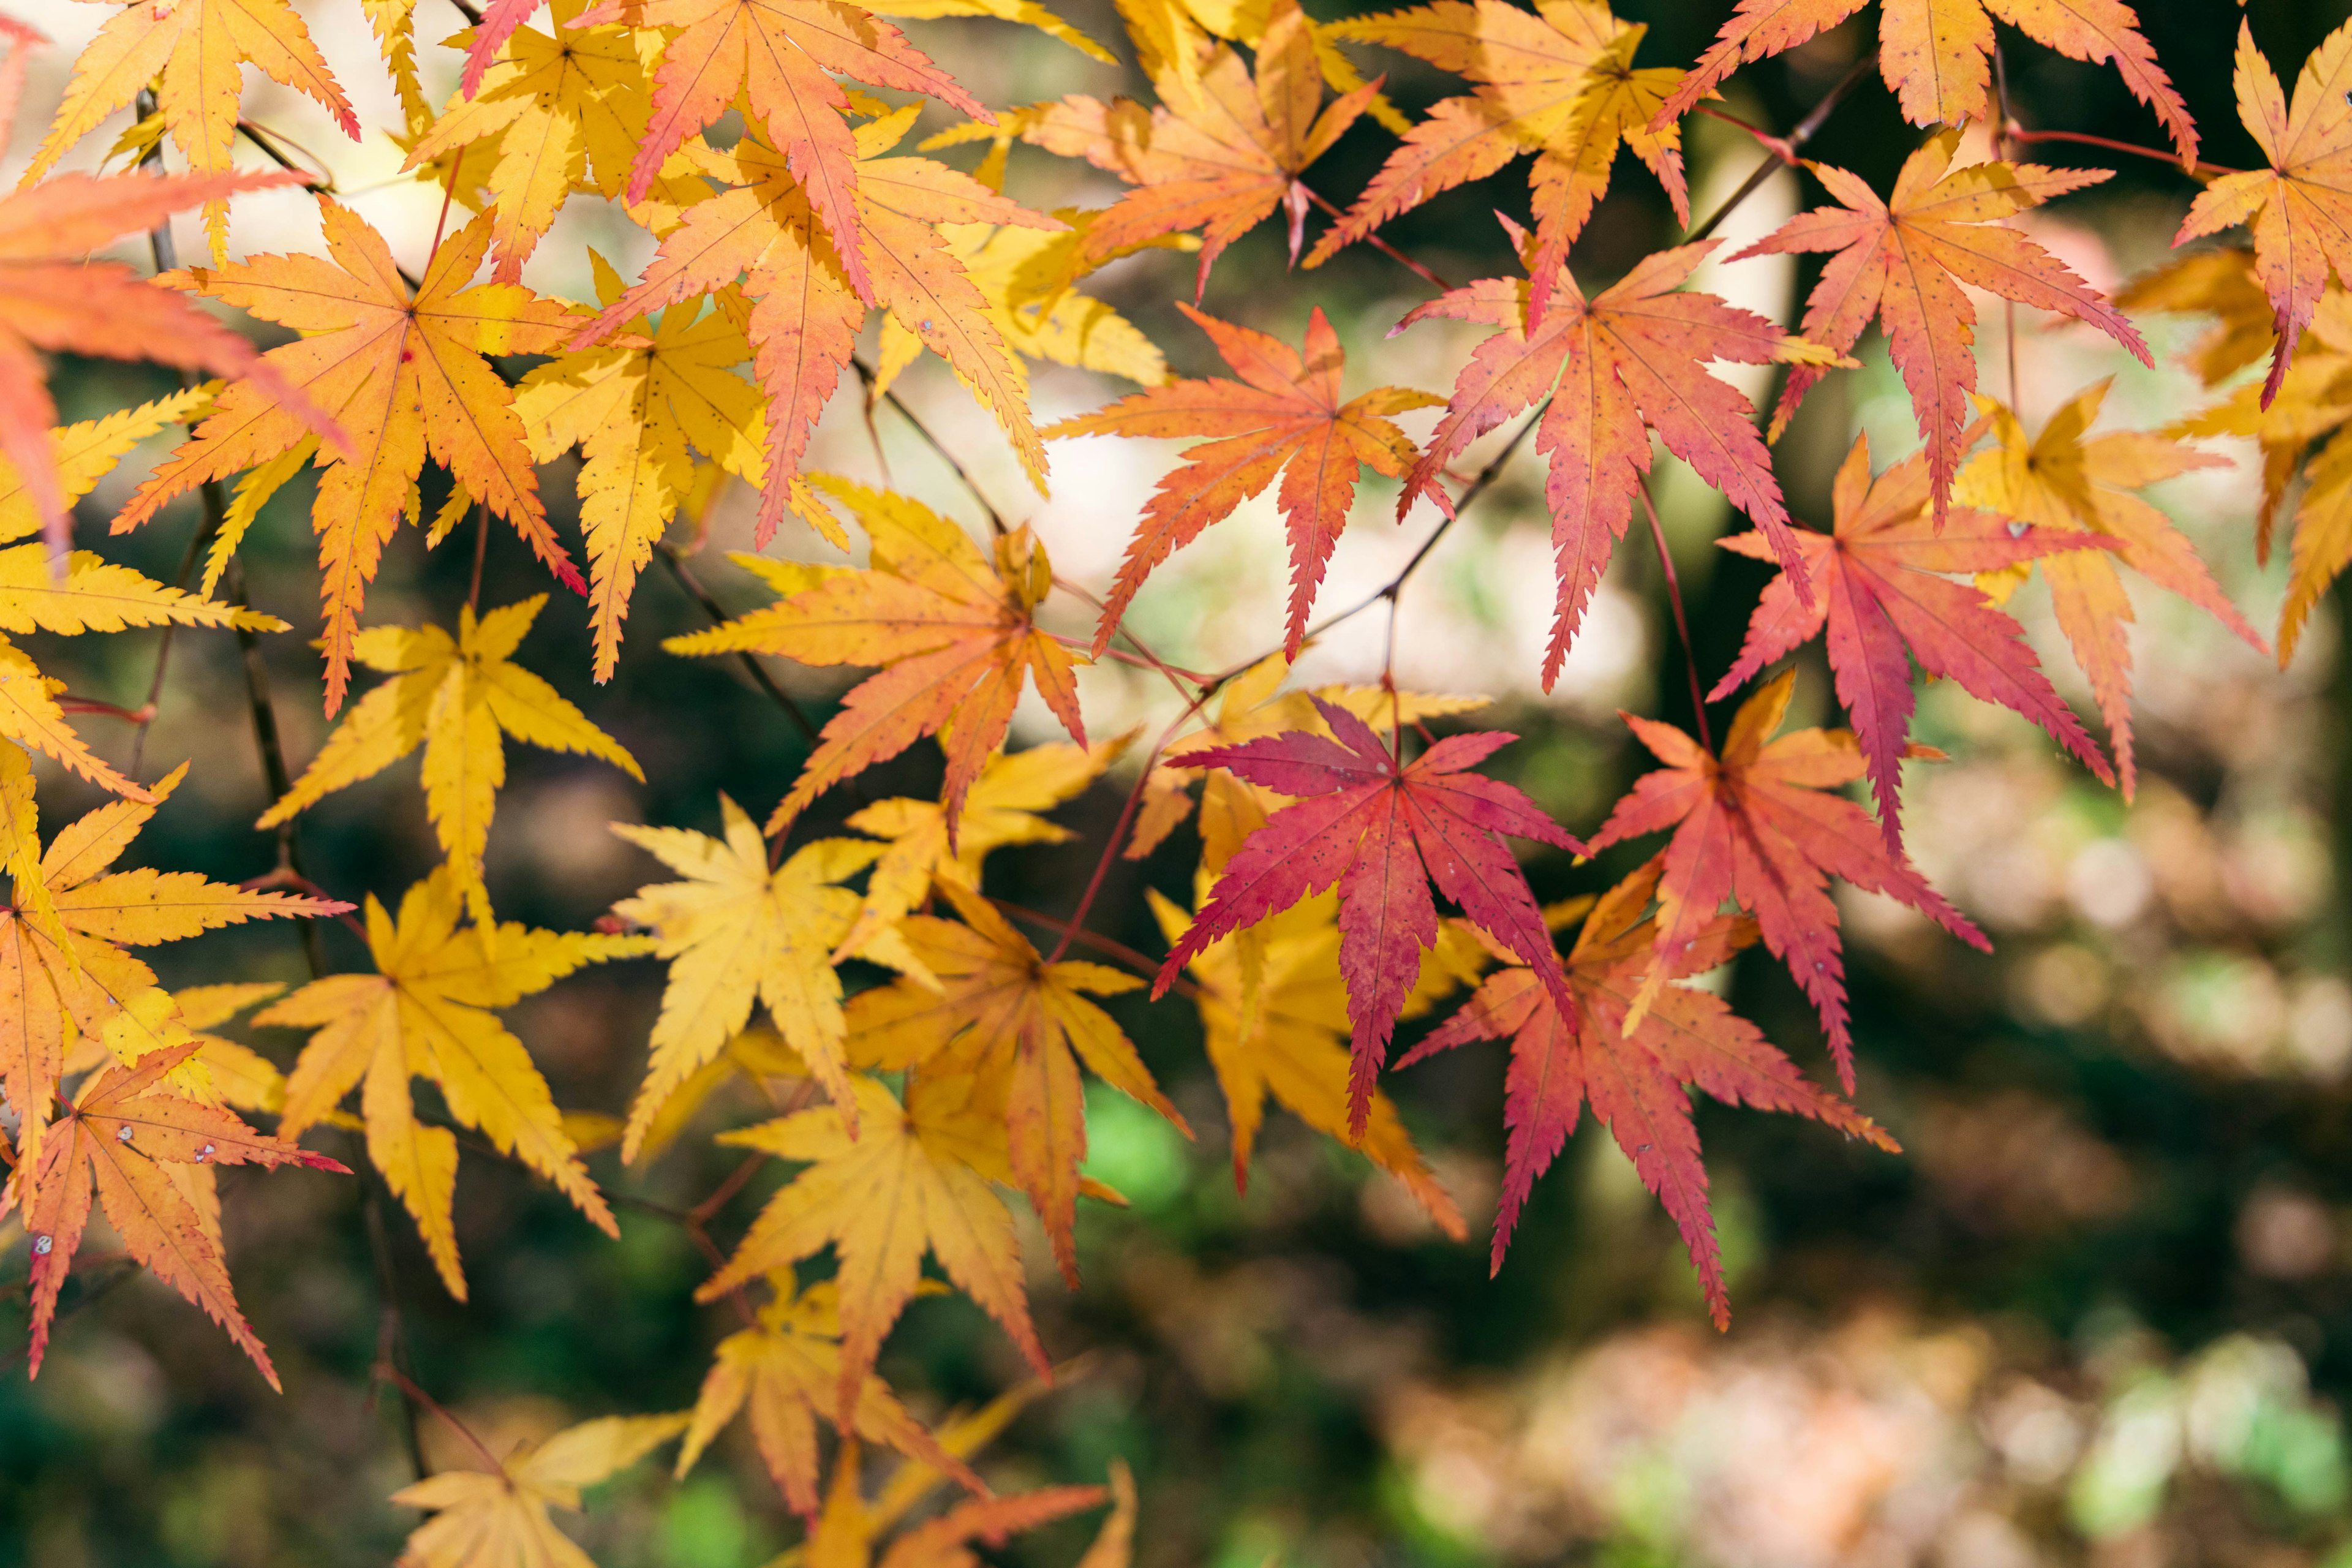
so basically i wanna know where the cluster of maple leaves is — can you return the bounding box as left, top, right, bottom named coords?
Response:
left=7, top=0, right=2352, bottom=1558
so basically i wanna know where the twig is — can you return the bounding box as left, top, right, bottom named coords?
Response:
left=1635, top=479, right=1712, bottom=754
left=365, top=1183, right=430, bottom=1480
left=1042, top=747, right=1163, bottom=965
left=2003, top=126, right=2236, bottom=179
left=445, top=0, right=484, bottom=23
left=655, top=545, right=827, bottom=749
left=468, top=501, right=488, bottom=612
left=1050, top=575, right=1207, bottom=701
left=1686, top=50, right=1878, bottom=244
left=222, top=554, right=325, bottom=979
left=375, top=1362, right=504, bottom=1475
left=58, top=695, right=156, bottom=723
left=1295, top=183, right=1453, bottom=292
left=1692, top=104, right=1800, bottom=165
left=992, top=898, right=1200, bottom=997
left=850, top=358, right=1009, bottom=535
left=237, top=119, right=337, bottom=192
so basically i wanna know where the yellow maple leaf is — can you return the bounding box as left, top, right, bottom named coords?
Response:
left=872, top=0, right=1114, bottom=62
left=26, top=0, right=361, bottom=262
left=697, top=1066, right=1051, bottom=1415
left=516, top=255, right=766, bottom=682
left=609, top=797, right=925, bottom=1160
left=0, top=758, right=346, bottom=1174
left=2116, top=248, right=2277, bottom=392
left=799, top=1438, right=1109, bottom=1568
left=257, top=597, right=641, bottom=929
left=845, top=885, right=1187, bottom=1284
left=665, top=478, right=1088, bottom=840
left=258, top=867, right=650, bottom=1299
left=116, top=200, right=587, bottom=715
left=393, top=1411, right=688, bottom=1568
left=1150, top=881, right=1464, bottom=1237
left=675, top=1275, right=983, bottom=1517
left=835, top=737, right=1125, bottom=962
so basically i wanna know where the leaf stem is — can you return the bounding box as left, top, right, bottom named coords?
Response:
left=992, top=898, right=1199, bottom=996
left=1635, top=478, right=1712, bottom=755
left=2002, top=125, right=2237, bottom=178
left=850, top=358, right=1009, bottom=535
left=655, top=545, right=826, bottom=750
left=1295, top=183, right=1453, bottom=292
left=1686, top=49, right=1877, bottom=245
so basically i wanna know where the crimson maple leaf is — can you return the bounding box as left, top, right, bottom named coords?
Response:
left=1398, top=231, right=1845, bottom=686
left=1042, top=304, right=1437, bottom=657
left=1154, top=695, right=1580, bottom=1136
left=1711, top=429, right=2113, bottom=848
left=1398, top=856, right=1894, bottom=1321
left=1586, top=669, right=1988, bottom=1090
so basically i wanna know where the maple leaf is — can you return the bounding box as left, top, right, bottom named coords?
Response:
left=1149, top=879, right=1464, bottom=1235
left=392, top=1411, right=688, bottom=1568
left=1004, top=0, right=1382, bottom=295
left=258, top=867, right=650, bottom=1300
left=2116, top=247, right=2275, bottom=392
left=609, top=796, right=924, bottom=1161
left=6, top=1039, right=348, bottom=1385
left=805, top=1438, right=1107, bottom=1568
left=697, top=1068, right=1054, bottom=1416
left=2174, top=20, right=2352, bottom=412
left=25, top=0, right=361, bottom=261
left=664, top=478, right=1087, bottom=840
left=1656, top=0, right=2195, bottom=169
left=1954, top=382, right=2266, bottom=797
left=0, top=758, right=347, bottom=1175
left=115, top=199, right=587, bottom=716
left=674, top=1275, right=983, bottom=1516
left=845, top=886, right=1186, bottom=1283
left=1313, top=0, right=1690, bottom=320
left=405, top=0, right=665, bottom=284
left=1586, top=669, right=1988, bottom=1090
left=868, top=208, right=1186, bottom=400
left=162, top=981, right=291, bottom=1115
left=837, top=737, right=1124, bottom=962
left=1044, top=304, right=1438, bottom=656
left=518, top=258, right=766, bottom=681
left=1711, top=429, right=2112, bottom=848
left=872, top=0, right=1114, bottom=62
left=256, top=596, right=643, bottom=928
left=577, top=115, right=1063, bottom=535
left=1399, top=858, right=1894, bottom=1321
left=1400, top=233, right=1844, bottom=686
left=1735, top=130, right=2152, bottom=525
left=0, top=167, right=342, bottom=559
left=567, top=0, right=987, bottom=296
left=1156, top=695, right=1578, bottom=1136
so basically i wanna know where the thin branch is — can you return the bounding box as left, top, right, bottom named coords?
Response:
left=1042, top=746, right=1163, bottom=965
left=850, top=358, right=1009, bottom=535
left=1051, top=574, right=1207, bottom=701
left=375, top=1363, right=504, bottom=1475
left=444, top=0, right=484, bottom=22
left=236, top=119, right=336, bottom=192
left=1635, top=479, right=1712, bottom=755
left=364, top=1183, right=430, bottom=1480
left=1295, top=182, right=1453, bottom=292
left=655, top=545, right=826, bottom=748
left=2002, top=125, right=2236, bottom=179
left=1686, top=49, right=1878, bottom=244
left=467, top=500, right=488, bottom=612
left=992, top=898, right=1200, bottom=997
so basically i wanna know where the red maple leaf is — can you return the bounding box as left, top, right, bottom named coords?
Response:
left=1154, top=695, right=1580, bottom=1136
left=1711, top=429, right=2113, bottom=848
left=1399, top=855, right=1895, bottom=1322
left=1586, top=669, right=1988, bottom=1090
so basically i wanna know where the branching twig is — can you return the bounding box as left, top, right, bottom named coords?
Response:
left=1686, top=50, right=1878, bottom=245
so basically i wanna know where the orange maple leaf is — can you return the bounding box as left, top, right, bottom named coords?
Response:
left=1001, top=0, right=1382, bottom=296
left=570, top=0, right=986, bottom=302
left=1400, top=231, right=1844, bottom=687
left=1736, top=129, right=2151, bottom=527
left=7, top=1040, right=349, bottom=1387
left=664, top=480, right=1085, bottom=842
left=576, top=113, right=1063, bottom=540
left=1312, top=0, right=1688, bottom=320
left=114, top=200, right=586, bottom=715
left=1043, top=303, right=1438, bottom=657
left=2177, top=19, right=2352, bottom=409
left=1657, top=0, right=2196, bottom=168
left=0, top=167, right=341, bottom=560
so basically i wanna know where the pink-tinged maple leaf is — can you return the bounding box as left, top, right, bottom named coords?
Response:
left=1711, top=429, right=2113, bottom=850
left=1400, top=855, right=1895, bottom=1322
left=1734, top=129, right=2152, bottom=527
left=1154, top=695, right=1581, bottom=1137
left=1587, top=669, right=1989, bottom=1091
left=1396, top=230, right=1848, bottom=687
left=1042, top=304, right=1438, bottom=657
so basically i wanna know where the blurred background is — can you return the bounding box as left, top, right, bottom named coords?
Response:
left=6, top=0, right=2351, bottom=1564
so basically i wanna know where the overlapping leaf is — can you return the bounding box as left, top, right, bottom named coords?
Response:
left=1400, top=233, right=1843, bottom=685
left=393, top=1411, right=688, bottom=1568
left=117, top=200, right=584, bottom=714
left=1315, top=0, right=1687, bottom=317
left=804, top=1436, right=1107, bottom=1568
left=1400, top=858, right=1893, bottom=1321
left=1586, top=670, right=1988, bottom=1089
left=1046, top=304, right=1436, bottom=655
left=1736, top=130, right=2151, bottom=525
left=1713, top=429, right=2111, bottom=847
left=258, top=597, right=642, bottom=926
left=1657, top=0, right=2195, bottom=167
left=665, top=478, right=1086, bottom=839
left=6, top=1041, right=347, bottom=1386
left=1157, top=695, right=1577, bottom=1136
left=260, top=868, right=649, bottom=1298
